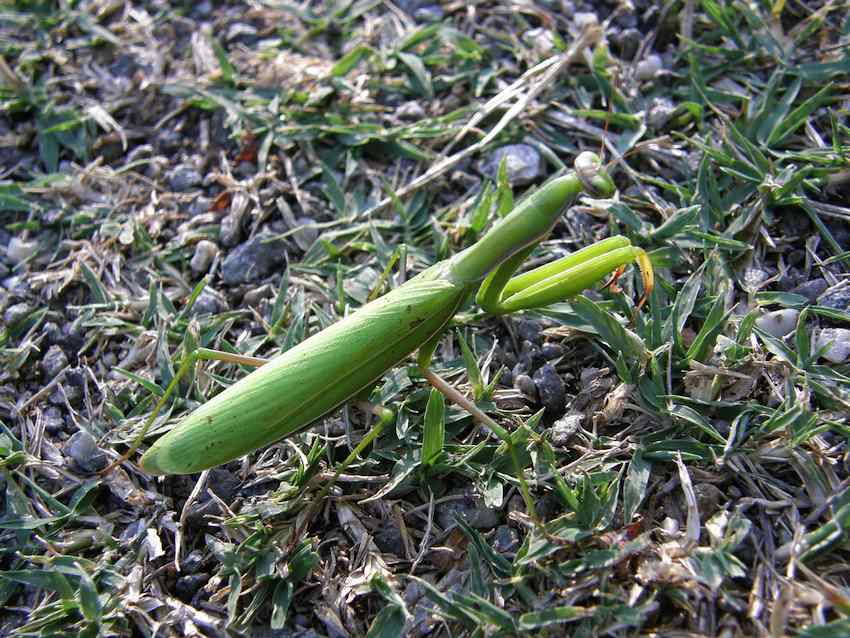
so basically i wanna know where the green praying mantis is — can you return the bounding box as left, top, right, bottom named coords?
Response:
left=109, top=152, right=652, bottom=490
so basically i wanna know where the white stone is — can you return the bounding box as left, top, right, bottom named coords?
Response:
left=4, top=237, right=38, bottom=265
left=190, top=240, right=218, bottom=273
left=635, top=54, right=663, bottom=81
left=755, top=309, right=799, bottom=338
left=814, top=328, right=850, bottom=364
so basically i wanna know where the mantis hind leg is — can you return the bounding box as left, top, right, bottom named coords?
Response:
left=313, top=401, right=395, bottom=504
left=417, top=350, right=540, bottom=525
left=291, top=400, right=395, bottom=548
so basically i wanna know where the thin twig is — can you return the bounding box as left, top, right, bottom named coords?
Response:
left=175, top=469, right=209, bottom=573
left=17, top=365, right=70, bottom=414
left=409, top=487, right=435, bottom=575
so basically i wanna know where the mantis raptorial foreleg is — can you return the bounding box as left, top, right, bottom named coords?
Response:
left=420, top=366, right=538, bottom=520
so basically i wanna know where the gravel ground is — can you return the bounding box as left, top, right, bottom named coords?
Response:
left=1, top=1, right=850, bottom=636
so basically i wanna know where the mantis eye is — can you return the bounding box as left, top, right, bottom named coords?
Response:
left=574, top=151, right=615, bottom=198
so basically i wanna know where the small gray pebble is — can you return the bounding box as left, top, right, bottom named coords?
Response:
left=478, top=144, right=544, bottom=187
left=817, top=286, right=850, bottom=313
left=611, top=27, right=642, bottom=60
left=493, top=525, right=519, bottom=553
left=755, top=309, right=799, bottom=338
left=56, top=384, right=82, bottom=406
left=189, top=196, right=212, bottom=216
left=514, top=374, right=538, bottom=401
left=66, top=367, right=85, bottom=388
left=167, top=165, right=203, bottom=192
left=66, top=430, right=107, bottom=473
left=41, top=345, right=69, bottom=378
left=3, top=274, right=30, bottom=296
left=661, top=517, right=679, bottom=537
left=573, top=12, right=598, bottom=29
left=533, top=364, right=566, bottom=415
left=44, top=323, right=79, bottom=351
left=4, top=301, right=32, bottom=326
left=519, top=341, right=545, bottom=372
left=551, top=413, right=583, bottom=446
left=414, top=4, right=444, bottom=22
left=219, top=210, right=244, bottom=247
left=4, top=237, right=37, bottom=265
left=541, top=343, right=564, bottom=360
left=242, top=284, right=274, bottom=307
left=523, top=27, right=557, bottom=57
left=190, top=240, right=218, bottom=273
left=292, top=217, right=319, bottom=252
left=743, top=267, right=770, bottom=290
left=635, top=54, right=663, bottom=81
left=181, top=550, right=204, bottom=574
left=374, top=526, right=406, bottom=556
left=814, top=328, right=850, bottom=364
left=175, top=573, right=209, bottom=602
left=44, top=407, right=65, bottom=434
left=396, top=101, right=426, bottom=121
left=647, top=97, right=676, bottom=130
left=516, top=319, right=542, bottom=344
left=790, top=278, right=828, bottom=303
left=189, top=289, right=225, bottom=316
left=437, top=496, right=500, bottom=530
left=221, top=232, right=288, bottom=285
